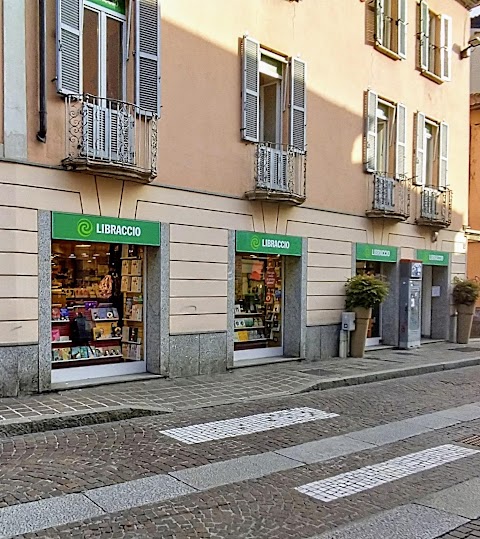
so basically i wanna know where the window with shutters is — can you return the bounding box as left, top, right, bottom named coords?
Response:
left=59, top=0, right=160, bottom=181
left=242, top=36, right=307, bottom=203
left=364, top=90, right=407, bottom=179
left=418, top=2, right=452, bottom=82
left=414, top=113, right=449, bottom=189
left=370, top=0, right=407, bottom=59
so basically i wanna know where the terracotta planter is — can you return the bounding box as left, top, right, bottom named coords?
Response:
left=350, top=307, right=372, bottom=358
left=456, top=303, right=475, bottom=344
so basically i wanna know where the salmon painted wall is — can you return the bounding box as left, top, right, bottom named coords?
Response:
left=19, top=0, right=470, bottom=226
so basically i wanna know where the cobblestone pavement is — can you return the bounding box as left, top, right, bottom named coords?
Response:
left=2, top=341, right=480, bottom=424
left=0, top=366, right=480, bottom=537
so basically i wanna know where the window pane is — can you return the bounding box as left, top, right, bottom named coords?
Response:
left=83, top=9, right=99, bottom=96
left=262, top=83, right=278, bottom=144
left=106, top=17, right=123, bottom=100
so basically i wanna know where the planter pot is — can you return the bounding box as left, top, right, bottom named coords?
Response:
left=457, top=303, right=475, bottom=344
left=350, top=307, right=372, bottom=358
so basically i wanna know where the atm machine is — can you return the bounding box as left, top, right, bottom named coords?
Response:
left=399, top=259, right=423, bottom=349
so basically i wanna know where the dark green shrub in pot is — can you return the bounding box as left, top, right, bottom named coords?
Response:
left=345, top=274, right=389, bottom=358
left=452, top=277, right=480, bottom=344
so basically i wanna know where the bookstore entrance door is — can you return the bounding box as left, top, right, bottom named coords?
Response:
left=234, top=254, right=284, bottom=362
left=50, top=239, right=148, bottom=383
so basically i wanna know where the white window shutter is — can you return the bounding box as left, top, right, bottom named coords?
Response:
left=420, top=1, right=429, bottom=71
left=290, top=57, right=307, bottom=153
left=365, top=90, right=378, bottom=173
left=397, top=0, right=407, bottom=59
left=375, top=0, right=385, bottom=46
left=241, top=36, right=260, bottom=142
left=56, top=0, right=82, bottom=95
left=395, top=103, right=407, bottom=178
left=415, top=112, right=426, bottom=185
left=440, top=15, right=452, bottom=81
left=439, top=122, right=449, bottom=189
left=135, top=0, right=161, bottom=115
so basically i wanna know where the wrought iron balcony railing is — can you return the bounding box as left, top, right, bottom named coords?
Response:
left=245, top=142, right=306, bottom=205
left=62, top=94, right=157, bottom=182
left=366, top=173, right=410, bottom=220
left=416, top=185, right=452, bottom=228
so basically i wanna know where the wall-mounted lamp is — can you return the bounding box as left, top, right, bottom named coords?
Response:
left=461, top=33, right=480, bottom=59
left=431, top=231, right=439, bottom=243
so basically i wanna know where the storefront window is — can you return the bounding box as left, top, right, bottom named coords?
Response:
left=51, top=241, right=144, bottom=368
left=234, top=254, right=283, bottom=354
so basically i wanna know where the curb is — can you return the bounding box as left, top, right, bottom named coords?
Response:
left=0, top=405, right=168, bottom=438
left=303, top=356, right=480, bottom=391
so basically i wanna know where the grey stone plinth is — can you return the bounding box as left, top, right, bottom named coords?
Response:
left=0, top=344, right=39, bottom=397
left=169, top=334, right=200, bottom=377
left=199, top=332, right=227, bottom=374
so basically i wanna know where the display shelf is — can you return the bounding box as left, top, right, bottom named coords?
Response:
left=235, top=313, right=264, bottom=317
left=234, top=326, right=265, bottom=331
left=236, top=338, right=268, bottom=343
left=122, top=340, right=142, bottom=344
left=51, top=320, right=70, bottom=323
left=123, top=357, right=143, bottom=361
left=124, top=291, right=142, bottom=294
left=52, top=354, right=123, bottom=364
left=91, top=337, right=122, bottom=342
left=123, top=318, right=143, bottom=322
left=92, top=318, right=119, bottom=322
left=121, top=274, right=143, bottom=277
left=121, top=257, right=140, bottom=260
left=52, top=340, right=72, bottom=345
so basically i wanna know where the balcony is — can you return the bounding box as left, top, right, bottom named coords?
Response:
left=62, top=94, right=157, bottom=182
left=366, top=173, right=411, bottom=221
left=416, top=185, right=452, bottom=228
left=245, top=142, right=306, bottom=205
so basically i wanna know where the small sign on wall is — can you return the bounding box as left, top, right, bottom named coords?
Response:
left=431, top=286, right=441, bottom=297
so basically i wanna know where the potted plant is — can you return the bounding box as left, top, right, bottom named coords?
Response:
left=452, top=277, right=480, bottom=344
left=345, top=273, right=389, bottom=358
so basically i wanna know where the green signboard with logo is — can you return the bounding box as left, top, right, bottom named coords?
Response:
left=236, top=231, right=302, bottom=256
left=52, top=212, right=161, bottom=246
left=416, top=249, right=449, bottom=266
left=356, top=243, right=398, bottom=263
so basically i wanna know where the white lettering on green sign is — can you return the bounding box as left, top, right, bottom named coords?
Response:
left=429, top=254, right=443, bottom=262
left=262, top=239, right=290, bottom=249
left=96, top=223, right=141, bottom=237
left=372, top=249, right=391, bottom=257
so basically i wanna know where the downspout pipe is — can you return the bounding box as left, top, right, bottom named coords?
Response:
left=36, top=0, right=47, bottom=143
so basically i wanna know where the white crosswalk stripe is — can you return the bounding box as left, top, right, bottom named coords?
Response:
left=296, top=444, right=479, bottom=502
left=160, top=407, right=338, bottom=444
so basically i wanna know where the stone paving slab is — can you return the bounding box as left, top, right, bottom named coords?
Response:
left=417, top=477, right=480, bottom=520
left=310, top=504, right=469, bottom=539
left=169, top=452, right=302, bottom=490
left=346, top=417, right=433, bottom=446
left=84, top=475, right=196, bottom=513
left=0, top=493, right=104, bottom=538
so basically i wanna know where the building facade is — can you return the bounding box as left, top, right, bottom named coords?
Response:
left=0, top=0, right=475, bottom=396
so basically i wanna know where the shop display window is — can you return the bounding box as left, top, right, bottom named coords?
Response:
left=51, top=241, right=144, bottom=368
left=234, top=254, right=283, bottom=352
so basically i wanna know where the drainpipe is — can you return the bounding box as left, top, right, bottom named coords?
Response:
left=36, top=0, right=47, bottom=143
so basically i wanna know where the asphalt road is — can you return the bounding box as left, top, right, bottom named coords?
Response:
left=4, top=366, right=480, bottom=538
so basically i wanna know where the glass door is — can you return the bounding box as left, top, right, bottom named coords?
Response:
left=356, top=260, right=382, bottom=347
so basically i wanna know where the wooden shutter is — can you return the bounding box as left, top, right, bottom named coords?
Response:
left=375, top=0, right=385, bottom=46
left=397, top=0, right=407, bottom=59
left=135, top=0, right=161, bottom=115
left=439, top=122, right=449, bottom=189
left=365, top=90, right=378, bottom=173
left=420, top=1, right=429, bottom=71
left=290, top=57, right=307, bottom=152
left=440, top=15, right=452, bottom=81
left=56, top=0, right=82, bottom=95
left=242, top=36, right=260, bottom=142
left=395, top=103, right=407, bottom=178
left=415, top=112, right=426, bottom=185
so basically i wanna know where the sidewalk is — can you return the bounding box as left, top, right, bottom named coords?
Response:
left=1, top=341, right=480, bottom=435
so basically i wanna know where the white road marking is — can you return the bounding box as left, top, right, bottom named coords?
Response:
left=160, top=407, right=338, bottom=444
left=296, top=444, right=479, bottom=502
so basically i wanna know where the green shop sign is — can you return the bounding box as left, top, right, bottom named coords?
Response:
left=52, top=212, right=160, bottom=246
left=416, top=249, right=449, bottom=266
left=356, top=243, right=397, bottom=263
left=236, top=231, right=302, bottom=256
left=88, top=0, right=125, bottom=14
